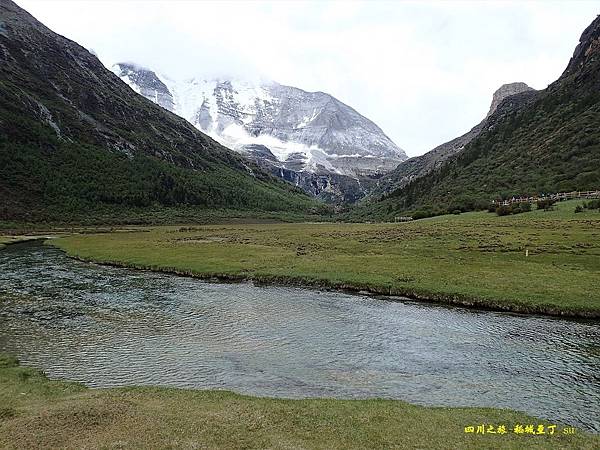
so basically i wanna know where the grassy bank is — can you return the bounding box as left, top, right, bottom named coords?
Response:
left=0, top=355, right=596, bottom=449
left=0, top=206, right=334, bottom=228
left=0, top=235, right=52, bottom=249
left=50, top=200, right=600, bottom=318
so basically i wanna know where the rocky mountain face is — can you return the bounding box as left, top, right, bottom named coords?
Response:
left=369, top=82, right=536, bottom=198
left=366, top=14, right=600, bottom=218
left=485, top=82, right=534, bottom=118
left=112, top=64, right=406, bottom=202
left=116, top=62, right=174, bottom=111
left=241, top=143, right=378, bottom=203
left=0, top=0, right=320, bottom=221
left=562, top=14, right=600, bottom=78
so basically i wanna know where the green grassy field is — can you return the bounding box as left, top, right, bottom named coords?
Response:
left=51, top=200, right=600, bottom=317
left=0, top=355, right=596, bottom=449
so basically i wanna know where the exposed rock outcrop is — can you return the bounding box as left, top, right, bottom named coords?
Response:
left=369, top=82, right=536, bottom=198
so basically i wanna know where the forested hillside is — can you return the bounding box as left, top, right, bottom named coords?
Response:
left=0, top=0, right=323, bottom=223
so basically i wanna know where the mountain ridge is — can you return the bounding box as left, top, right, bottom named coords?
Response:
left=0, top=0, right=322, bottom=222
left=360, top=14, right=600, bottom=219
left=367, top=82, right=536, bottom=199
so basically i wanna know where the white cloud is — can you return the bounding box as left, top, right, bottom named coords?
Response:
left=14, top=0, right=599, bottom=156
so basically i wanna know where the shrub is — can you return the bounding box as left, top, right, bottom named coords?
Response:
left=495, top=202, right=533, bottom=216
left=583, top=199, right=600, bottom=210
left=495, top=205, right=512, bottom=216
left=575, top=205, right=584, bottom=213
left=412, top=209, right=434, bottom=220
left=536, top=199, right=556, bottom=210
left=518, top=202, right=532, bottom=213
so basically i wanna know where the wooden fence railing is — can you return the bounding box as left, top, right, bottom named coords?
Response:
left=492, top=191, right=600, bottom=206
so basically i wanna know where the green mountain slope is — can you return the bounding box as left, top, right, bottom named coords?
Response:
left=366, top=83, right=536, bottom=200
left=0, top=0, right=323, bottom=223
left=360, top=15, right=600, bottom=220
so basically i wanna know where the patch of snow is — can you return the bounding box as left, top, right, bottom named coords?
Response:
left=113, top=64, right=407, bottom=175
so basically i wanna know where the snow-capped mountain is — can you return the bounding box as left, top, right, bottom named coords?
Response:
left=112, top=63, right=407, bottom=178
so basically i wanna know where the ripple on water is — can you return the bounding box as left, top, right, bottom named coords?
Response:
left=0, top=241, right=599, bottom=432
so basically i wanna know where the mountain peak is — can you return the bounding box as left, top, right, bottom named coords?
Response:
left=486, top=82, right=535, bottom=118
left=112, top=62, right=407, bottom=177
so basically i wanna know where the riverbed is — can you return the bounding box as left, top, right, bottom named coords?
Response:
left=1, top=241, right=599, bottom=431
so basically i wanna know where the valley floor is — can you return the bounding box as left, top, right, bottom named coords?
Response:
left=48, top=200, right=600, bottom=318
left=0, top=355, right=597, bottom=449
left=1, top=201, right=599, bottom=448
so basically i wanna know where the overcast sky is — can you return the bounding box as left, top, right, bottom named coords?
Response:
left=15, top=0, right=599, bottom=157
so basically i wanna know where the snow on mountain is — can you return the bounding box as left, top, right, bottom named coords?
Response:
left=112, top=63, right=407, bottom=177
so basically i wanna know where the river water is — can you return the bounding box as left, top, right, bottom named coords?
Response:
left=0, top=241, right=599, bottom=431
